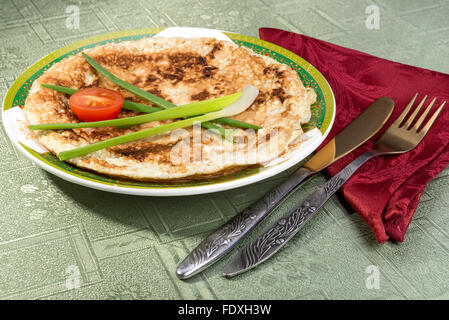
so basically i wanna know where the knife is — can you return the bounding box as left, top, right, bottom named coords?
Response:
left=177, top=97, right=394, bottom=279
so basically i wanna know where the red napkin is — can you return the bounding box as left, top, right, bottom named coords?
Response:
left=259, top=28, right=449, bottom=243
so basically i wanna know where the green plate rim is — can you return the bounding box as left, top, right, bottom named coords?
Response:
left=2, top=28, right=335, bottom=190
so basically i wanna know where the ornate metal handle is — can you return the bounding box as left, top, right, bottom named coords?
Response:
left=222, top=150, right=381, bottom=277
left=176, top=167, right=315, bottom=279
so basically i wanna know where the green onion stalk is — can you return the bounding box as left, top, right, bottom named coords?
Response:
left=81, top=53, right=260, bottom=131
left=58, top=85, right=259, bottom=160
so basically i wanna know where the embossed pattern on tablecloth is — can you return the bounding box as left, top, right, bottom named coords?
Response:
left=0, top=0, right=448, bottom=300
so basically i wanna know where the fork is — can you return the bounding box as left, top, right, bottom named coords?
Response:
left=222, top=94, right=446, bottom=277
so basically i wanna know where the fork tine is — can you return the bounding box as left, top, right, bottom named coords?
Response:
left=419, top=101, right=446, bottom=135
left=403, top=95, right=427, bottom=128
left=412, top=97, right=436, bottom=131
left=393, top=93, right=418, bottom=125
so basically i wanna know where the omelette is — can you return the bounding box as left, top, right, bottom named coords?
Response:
left=23, top=37, right=316, bottom=181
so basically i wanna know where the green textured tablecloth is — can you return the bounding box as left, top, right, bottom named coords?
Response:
left=1, top=0, right=448, bottom=300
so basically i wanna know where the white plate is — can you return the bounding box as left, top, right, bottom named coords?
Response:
left=2, top=27, right=335, bottom=196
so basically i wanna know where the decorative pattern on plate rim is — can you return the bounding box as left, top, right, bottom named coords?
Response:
left=3, top=28, right=334, bottom=190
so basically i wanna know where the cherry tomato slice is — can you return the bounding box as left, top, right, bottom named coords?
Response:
left=69, top=87, right=124, bottom=122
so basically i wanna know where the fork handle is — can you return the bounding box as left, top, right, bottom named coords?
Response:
left=222, top=149, right=382, bottom=276
left=176, top=167, right=315, bottom=279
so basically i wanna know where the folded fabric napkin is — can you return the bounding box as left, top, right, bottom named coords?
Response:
left=259, top=28, right=449, bottom=243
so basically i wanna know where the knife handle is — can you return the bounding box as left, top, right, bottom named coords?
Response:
left=176, top=167, right=314, bottom=279
left=222, top=150, right=380, bottom=277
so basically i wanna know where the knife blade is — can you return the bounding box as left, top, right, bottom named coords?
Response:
left=176, top=97, right=394, bottom=279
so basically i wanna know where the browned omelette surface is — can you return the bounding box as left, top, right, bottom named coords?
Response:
left=24, top=37, right=316, bottom=181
